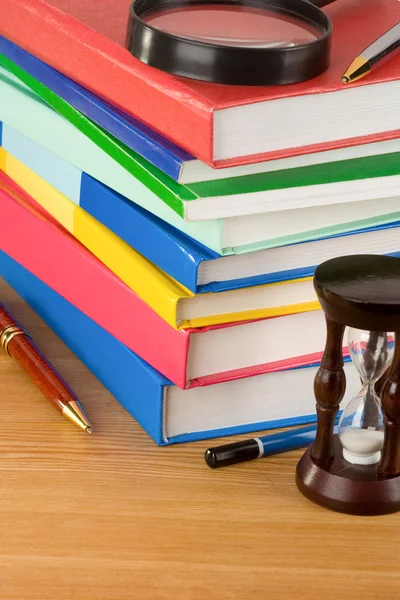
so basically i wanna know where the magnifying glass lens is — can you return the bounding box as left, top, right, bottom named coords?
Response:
left=128, top=0, right=332, bottom=85
left=142, top=4, right=323, bottom=47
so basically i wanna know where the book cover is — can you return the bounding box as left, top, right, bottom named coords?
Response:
left=0, top=0, right=399, bottom=166
left=1, top=56, right=399, bottom=222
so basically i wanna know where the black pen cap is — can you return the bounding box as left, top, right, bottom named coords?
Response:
left=205, top=439, right=261, bottom=469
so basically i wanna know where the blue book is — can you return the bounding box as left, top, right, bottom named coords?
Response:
left=0, top=250, right=366, bottom=446
left=3, top=122, right=400, bottom=295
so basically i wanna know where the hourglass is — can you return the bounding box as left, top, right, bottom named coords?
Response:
left=296, top=254, right=400, bottom=516
left=338, top=328, right=393, bottom=466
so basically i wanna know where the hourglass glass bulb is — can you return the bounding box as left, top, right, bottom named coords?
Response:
left=347, top=328, right=390, bottom=383
left=339, top=389, right=384, bottom=465
left=339, top=328, right=393, bottom=466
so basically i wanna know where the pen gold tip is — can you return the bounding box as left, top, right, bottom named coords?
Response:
left=341, top=56, right=370, bottom=84
left=62, top=400, right=92, bottom=432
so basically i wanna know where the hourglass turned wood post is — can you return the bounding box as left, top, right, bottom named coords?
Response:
left=311, top=317, right=346, bottom=467
left=379, top=333, right=400, bottom=478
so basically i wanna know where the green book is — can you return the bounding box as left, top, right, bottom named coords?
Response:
left=1, top=53, right=400, bottom=225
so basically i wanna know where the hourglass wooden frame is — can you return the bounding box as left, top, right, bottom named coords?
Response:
left=296, top=255, right=400, bottom=516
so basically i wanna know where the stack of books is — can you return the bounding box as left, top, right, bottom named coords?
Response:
left=0, top=0, right=398, bottom=444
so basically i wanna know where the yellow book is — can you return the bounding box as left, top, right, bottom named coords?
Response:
left=3, top=151, right=320, bottom=329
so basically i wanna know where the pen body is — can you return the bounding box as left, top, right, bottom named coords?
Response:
left=0, top=305, right=77, bottom=411
left=8, top=334, right=77, bottom=411
left=261, top=426, right=317, bottom=457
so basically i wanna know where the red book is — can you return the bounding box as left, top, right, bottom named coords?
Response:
left=0, top=170, right=331, bottom=389
left=0, top=0, right=398, bottom=167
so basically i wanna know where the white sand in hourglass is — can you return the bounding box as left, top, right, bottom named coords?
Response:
left=340, top=428, right=385, bottom=465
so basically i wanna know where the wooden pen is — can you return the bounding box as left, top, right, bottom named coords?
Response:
left=0, top=302, right=92, bottom=433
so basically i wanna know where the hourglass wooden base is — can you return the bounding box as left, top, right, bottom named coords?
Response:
left=296, top=255, right=400, bottom=516
left=296, top=436, right=400, bottom=515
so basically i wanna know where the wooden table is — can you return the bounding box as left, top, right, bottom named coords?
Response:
left=1, top=280, right=399, bottom=600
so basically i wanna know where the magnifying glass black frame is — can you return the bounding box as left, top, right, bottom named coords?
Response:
left=126, top=0, right=337, bottom=85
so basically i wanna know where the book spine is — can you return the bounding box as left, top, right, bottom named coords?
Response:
left=0, top=35, right=190, bottom=181
left=0, top=172, right=191, bottom=389
left=0, top=0, right=214, bottom=164
left=0, top=248, right=169, bottom=445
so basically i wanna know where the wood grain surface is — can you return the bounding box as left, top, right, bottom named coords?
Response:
left=0, top=279, right=399, bottom=600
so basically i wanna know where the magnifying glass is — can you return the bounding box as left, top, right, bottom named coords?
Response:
left=126, top=0, right=337, bottom=85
